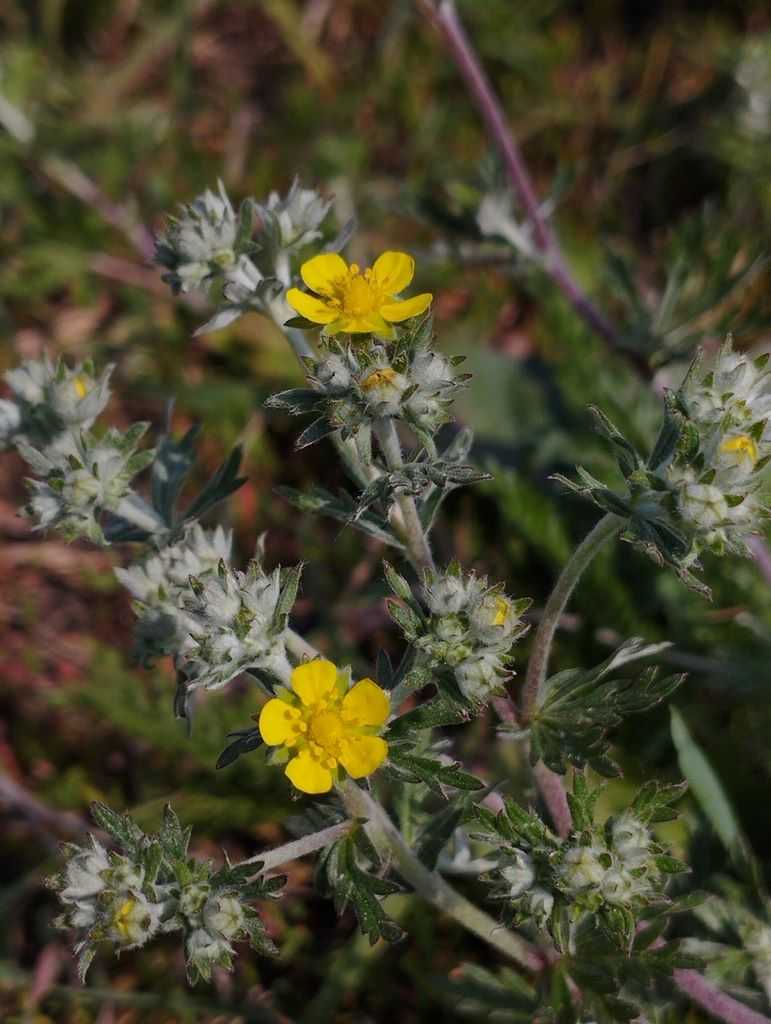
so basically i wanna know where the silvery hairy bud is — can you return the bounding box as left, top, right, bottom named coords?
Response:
left=179, top=559, right=299, bottom=691
left=155, top=180, right=240, bottom=295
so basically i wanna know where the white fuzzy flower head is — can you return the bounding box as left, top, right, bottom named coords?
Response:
left=455, top=652, right=505, bottom=703
left=358, top=364, right=410, bottom=418
left=46, top=362, right=113, bottom=429
left=106, top=893, right=165, bottom=949
left=559, top=844, right=608, bottom=893
left=612, top=814, right=651, bottom=870
left=500, top=850, right=536, bottom=899
left=203, top=894, right=246, bottom=940
left=181, top=560, right=294, bottom=691
left=2, top=357, right=113, bottom=449
left=117, top=525, right=232, bottom=605
left=156, top=181, right=239, bottom=294
left=179, top=881, right=212, bottom=920
left=416, top=569, right=529, bottom=703
left=60, top=839, right=110, bottom=901
left=261, top=179, right=332, bottom=249
left=423, top=572, right=469, bottom=616
left=185, top=927, right=235, bottom=982
left=20, top=424, right=154, bottom=543
left=678, top=482, right=729, bottom=532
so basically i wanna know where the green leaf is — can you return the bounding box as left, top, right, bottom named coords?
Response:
left=89, top=801, right=145, bottom=854
left=670, top=706, right=748, bottom=862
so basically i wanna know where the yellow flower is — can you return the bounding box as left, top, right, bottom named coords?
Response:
left=720, top=433, right=759, bottom=470
left=73, top=374, right=91, bottom=399
left=286, top=251, right=432, bottom=339
left=113, top=898, right=138, bottom=941
left=258, top=659, right=390, bottom=794
left=492, top=596, right=510, bottom=627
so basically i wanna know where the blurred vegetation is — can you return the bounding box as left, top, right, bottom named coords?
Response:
left=2, top=0, right=771, bottom=1020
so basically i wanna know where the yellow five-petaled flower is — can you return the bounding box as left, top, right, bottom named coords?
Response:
left=286, top=251, right=432, bottom=340
left=258, top=659, right=390, bottom=794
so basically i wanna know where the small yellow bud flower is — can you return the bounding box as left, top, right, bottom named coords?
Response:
left=493, top=596, right=510, bottom=627
left=73, top=375, right=91, bottom=399
left=720, top=433, right=759, bottom=470
left=258, top=660, right=389, bottom=794
left=360, top=368, right=398, bottom=391
left=113, top=898, right=138, bottom=941
left=287, top=251, right=432, bottom=340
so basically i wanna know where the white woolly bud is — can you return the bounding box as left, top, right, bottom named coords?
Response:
left=501, top=850, right=535, bottom=898
left=203, top=894, right=246, bottom=940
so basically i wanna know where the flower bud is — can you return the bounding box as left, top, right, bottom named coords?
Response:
left=501, top=850, right=535, bottom=898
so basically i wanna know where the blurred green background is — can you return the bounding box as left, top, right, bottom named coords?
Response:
left=2, top=0, right=771, bottom=1020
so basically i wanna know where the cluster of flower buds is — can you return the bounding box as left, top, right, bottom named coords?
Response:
left=176, top=558, right=300, bottom=692
left=49, top=803, right=281, bottom=984
left=269, top=332, right=466, bottom=447
left=154, top=179, right=334, bottom=334
left=558, top=339, right=771, bottom=593
left=115, top=524, right=233, bottom=664
left=0, top=355, right=113, bottom=450
left=386, top=562, right=530, bottom=705
left=669, top=339, right=771, bottom=556
left=473, top=780, right=687, bottom=955
left=255, top=178, right=333, bottom=263
left=556, top=814, right=661, bottom=909
left=20, top=422, right=157, bottom=544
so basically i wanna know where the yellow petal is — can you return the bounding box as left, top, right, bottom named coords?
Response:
left=285, top=749, right=333, bottom=794
left=339, top=736, right=388, bottom=779
left=300, top=253, right=349, bottom=297
left=339, top=312, right=396, bottom=338
left=291, top=659, right=338, bottom=706
left=371, top=251, right=415, bottom=295
left=379, top=293, right=433, bottom=323
left=259, top=698, right=300, bottom=746
left=286, top=288, right=337, bottom=324
left=342, top=679, right=390, bottom=727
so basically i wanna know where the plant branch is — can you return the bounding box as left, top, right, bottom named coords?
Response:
left=238, top=822, right=351, bottom=873
left=340, top=779, right=543, bottom=971
left=522, top=513, right=622, bottom=718
left=373, top=417, right=436, bottom=575
left=418, top=0, right=650, bottom=378
left=674, top=970, right=771, bottom=1024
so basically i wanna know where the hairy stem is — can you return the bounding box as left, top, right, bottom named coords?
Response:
left=674, top=970, right=771, bottom=1024
left=373, top=418, right=436, bottom=575
left=287, top=628, right=321, bottom=664
left=522, top=513, right=622, bottom=717
left=239, top=822, right=350, bottom=872
left=340, top=780, right=543, bottom=971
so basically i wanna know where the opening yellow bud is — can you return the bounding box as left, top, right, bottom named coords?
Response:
left=360, top=368, right=398, bottom=391
left=720, top=433, right=758, bottom=467
left=493, top=596, right=510, bottom=627
left=113, top=898, right=137, bottom=939
left=73, top=375, right=90, bottom=399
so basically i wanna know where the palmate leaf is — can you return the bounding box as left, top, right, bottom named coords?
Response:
left=384, top=746, right=484, bottom=797
left=317, top=830, right=404, bottom=945
left=529, top=639, right=685, bottom=776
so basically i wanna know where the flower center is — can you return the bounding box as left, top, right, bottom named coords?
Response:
left=341, top=267, right=379, bottom=317
left=308, top=709, right=345, bottom=754
left=720, top=433, right=758, bottom=467
left=73, top=375, right=91, bottom=399
left=360, top=368, right=398, bottom=391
